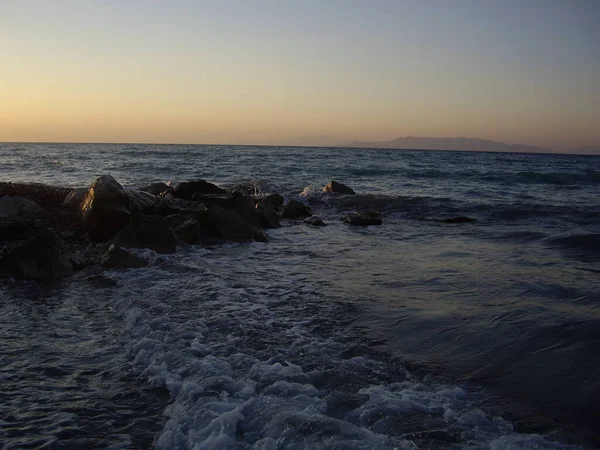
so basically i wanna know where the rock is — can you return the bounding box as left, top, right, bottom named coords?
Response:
left=63, top=188, right=88, bottom=210
left=101, top=245, right=148, bottom=269
left=0, top=233, right=73, bottom=281
left=0, top=196, right=42, bottom=217
left=173, top=219, right=200, bottom=244
left=193, top=194, right=261, bottom=227
left=281, top=199, right=312, bottom=219
left=304, top=216, right=326, bottom=227
left=443, top=216, right=476, bottom=224
left=164, top=213, right=195, bottom=229
left=173, top=180, right=226, bottom=200
left=265, top=193, right=284, bottom=208
left=324, top=181, right=355, bottom=195
left=233, top=182, right=262, bottom=196
left=110, top=215, right=177, bottom=253
left=199, top=206, right=267, bottom=242
left=126, top=189, right=159, bottom=214
left=343, top=211, right=382, bottom=226
left=159, top=198, right=208, bottom=217
left=81, top=175, right=131, bottom=242
left=84, top=274, right=119, bottom=287
left=139, top=182, right=174, bottom=196
left=256, top=199, right=281, bottom=229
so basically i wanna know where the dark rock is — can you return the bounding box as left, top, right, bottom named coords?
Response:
left=0, top=233, right=73, bottom=281
left=110, top=215, right=177, bottom=253
left=139, top=182, right=174, bottom=196
left=281, top=199, right=312, bottom=219
left=173, top=219, right=200, bottom=244
left=233, top=182, right=262, bottom=196
left=256, top=199, right=281, bottom=229
left=84, top=274, right=119, bottom=287
left=265, top=193, right=284, bottom=208
left=443, top=216, right=476, bottom=224
left=164, top=213, right=195, bottom=229
left=193, top=194, right=261, bottom=227
left=304, top=216, right=326, bottom=227
left=0, top=196, right=42, bottom=217
left=343, top=211, right=382, bottom=226
left=62, top=188, right=87, bottom=210
left=81, top=175, right=131, bottom=242
left=101, top=245, right=148, bottom=269
left=324, top=181, right=355, bottom=195
left=159, top=198, right=208, bottom=217
left=126, top=189, right=159, bottom=214
left=173, top=180, right=226, bottom=200
left=199, top=206, right=267, bottom=242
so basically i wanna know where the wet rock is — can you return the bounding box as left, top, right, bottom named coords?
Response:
left=343, top=211, right=382, bottom=226
left=0, top=233, right=73, bottom=281
left=62, top=188, right=87, bottom=210
left=324, top=181, right=355, bottom=195
left=443, top=216, right=476, bottom=224
left=281, top=199, right=312, bottom=219
left=233, top=182, right=262, bottom=196
left=199, top=205, right=267, bottom=242
left=173, top=180, right=226, bottom=200
left=192, top=194, right=261, bottom=227
left=80, top=175, right=131, bottom=242
left=265, top=193, right=284, bottom=208
left=159, top=198, right=208, bottom=217
left=139, top=182, right=174, bottom=196
left=101, top=245, right=148, bottom=269
left=110, top=215, right=177, bottom=253
left=0, top=196, right=42, bottom=217
left=173, top=218, right=200, bottom=244
left=304, top=216, right=326, bottom=227
left=256, top=199, right=281, bottom=229
left=126, top=189, right=159, bottom=214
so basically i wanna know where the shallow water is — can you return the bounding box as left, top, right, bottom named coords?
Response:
left=1, top=143, right=599, bottom=448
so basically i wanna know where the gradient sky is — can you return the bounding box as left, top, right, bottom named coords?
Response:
left=1, top=0, right=599, bottom=150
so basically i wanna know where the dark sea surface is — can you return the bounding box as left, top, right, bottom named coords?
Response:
left=1, top=143, right=599, bottom=449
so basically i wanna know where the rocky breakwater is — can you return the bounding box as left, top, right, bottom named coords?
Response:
left=0, top=176, right=304, bottom=282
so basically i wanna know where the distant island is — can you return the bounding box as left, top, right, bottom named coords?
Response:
left=340, top=136, right=550, bottom=153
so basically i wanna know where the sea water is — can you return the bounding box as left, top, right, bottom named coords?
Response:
left=1, top=143, right=598, bottom=449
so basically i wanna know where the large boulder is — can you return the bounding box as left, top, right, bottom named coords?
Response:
left=0, top=196, right=42, bottom=217
left=192, top=194, right=261, bottom=227
left=81, top=175, right=131, bottom=242
left=164, top=214, right=200, bottom=244
left=323, top=181, right=355, bottom=195
left=264, top=193, right=284, bottom=208
left=173, top=180, right=226, bottom=200
left=159, top=197, right=208, bottom=217
left=256, top=198, right=281, bottom=229
left=139, top=182, right=174, bottom=197
left=199, top=206, right=267, bottom=242
left=110, top=215, right=177, bottom=253
left=62, top=188, right=88, bottom=210
left=102, top=245, right=148, bottom=269
left=0, top=233, right=73, bottom=281
left=126, top=189, right=159, bottom=214
left=281, top=199, right=312, bottom=219
left=343, top=211, right=382, bottom=226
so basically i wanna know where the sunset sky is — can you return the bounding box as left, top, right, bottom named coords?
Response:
left=1, top=0, right=599, bottom=150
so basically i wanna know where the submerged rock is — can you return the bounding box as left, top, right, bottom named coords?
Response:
left=281, top=199, right=312, bottom=219
left=443, top=216, right=476, bottom=224
left=110, top=215, right=177, bottom=253
left=81, top=175, right=131, bottom=242
left=173, top=180, right=226, bottom=200
left=0, top=233, right=73, bottom=281
left=323, top=181, right=356, bottom=195
left=304, top=216, right=326, bottom=227
left=199, top=206, right=267, bottom=242
left=101, top=245, right=148, bottom=269
left=343, top=211, right=382, bottom=226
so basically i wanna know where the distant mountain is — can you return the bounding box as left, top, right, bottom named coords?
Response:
left=341, top=136, right=549, bottom=153
left=278, top=135, right=344, bottom=147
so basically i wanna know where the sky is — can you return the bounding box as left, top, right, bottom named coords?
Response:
left=1, top=0, right=599, bottom=151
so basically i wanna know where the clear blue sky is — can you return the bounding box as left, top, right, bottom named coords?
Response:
left=1, top=0, right=598, bottom=150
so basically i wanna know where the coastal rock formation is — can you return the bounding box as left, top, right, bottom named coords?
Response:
left=304, top=216, right=326, bottom=227
left=101, top=245, right=149, bottom=269
left=164, top=214, right=201, bottom=244
left=256, top=198, right=281, bottom=229
left=81, top=175, right=131, bottom=242
left=140, top=182, right=174, bottom=196
left=343, top=211, right=382, bottom=226
left=323, top=181, right=356, bottom=195
left=0, top=196, right=42, bottom=217
left=126, top=189, right=159, bottom=214
left=173, top=180, right=226, bottom=200
left=199, top=205, right=267, bottom=242
left=159, top=197, right=208, bottom=217
left=281, top=199, right=312, bottom=219
left=265, top=193, right=284, bottom=208
left=192, top=194, right=261, bottom=227
left=110, top=215, right=177, bottom=253
left=0, top=233, right=73, bottom=281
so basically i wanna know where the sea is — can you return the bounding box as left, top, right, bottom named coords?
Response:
left=0, top=143, right=599, bottom=450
